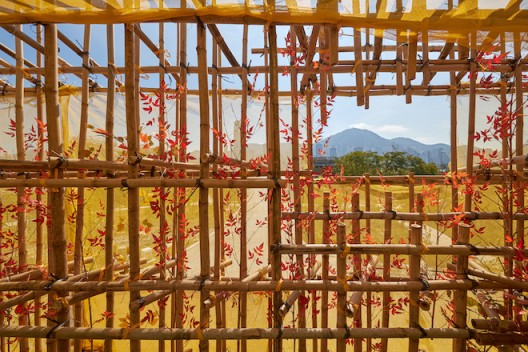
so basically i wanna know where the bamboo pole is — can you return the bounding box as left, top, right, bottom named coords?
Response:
left=104, top=23, right=116, bottom=352
left=364, top=174, right=372, bottom=351
left=351, top=193, right=362, bottom=352
left=238, top=22, right=249, bottom=352
left=472, top=319, right=528, bottom=333
left=321, top=192, right=330, bottom=352
left=453, top=223, right=469, bottom=352
left=464, top=34, right=477, bottom=214
left=197, top=19, right=211, bottom=352
left=408, top=224, right=422, bottom=352
left=336, top=223, right=347, bottom=352
left=405, top=34, right=417, bottom=104
left=124, top=22, right=141, bottom=352
left=0, top=326, right=473, bottom=341
left=44, top=23, right=69, bottom=352
left=353, top=28, right=364, bottom=106
left=381, top=191, right=392, bottom=352
left=0, top=188, right=4, bottom=352
left=268, top=24, right=283, bottom=352
left=15, top=23, right=28, bottom=352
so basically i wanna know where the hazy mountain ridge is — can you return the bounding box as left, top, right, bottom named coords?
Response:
left=316, top=128, right=450, bottom=166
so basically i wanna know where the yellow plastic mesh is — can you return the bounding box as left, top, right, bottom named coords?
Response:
left=0, top=0, right=527, bottom=36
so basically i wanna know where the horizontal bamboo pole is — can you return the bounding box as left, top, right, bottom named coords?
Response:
left=0, top=177, right=285, bottom=189
left=0, top=269, right=43, bottom=282
left=475, top=332, right=528, bottom=346
left=467, top=268, right=528, bottom=291
left=282, top=211, right=528, bottom=221
left=273, top=244, right=528, bottom=257
left=0, top=278, right=517, bottom=292
left=471, top=319, right=528, bottom=332
left=0, top=326, right=471, bottom=340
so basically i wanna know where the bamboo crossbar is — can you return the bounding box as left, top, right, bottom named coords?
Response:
left=0, top=326, right=471, bottom=340
left=282, top=210, right=528, bottom=221
left=0, top=278, right=518, bottom=292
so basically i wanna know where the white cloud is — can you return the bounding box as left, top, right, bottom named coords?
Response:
left=349, top=123, right=408, bottom=135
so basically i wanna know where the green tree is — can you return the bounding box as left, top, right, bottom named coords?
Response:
left=336, top=150, right=439, bottom=176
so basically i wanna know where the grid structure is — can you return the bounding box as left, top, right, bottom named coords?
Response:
left=0, top=1, right=528, bottom=352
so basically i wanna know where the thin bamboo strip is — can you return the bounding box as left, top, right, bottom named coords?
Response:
left=197, top=19, right=211, bottom=352
left=321, top=192, right=330, bottom=352
left=104, top=23, right=116, bottom=352
left=0, top=277, right=518, bottom=292
left=0, top=326, right=472, bottom=340
left=124, top=21, right=141, bottom=352
left=44, top=23, right=69, bottom=352
left=353, top=28, right=364, bottom=106
left=351, top=193, right=362, bottom=352
left=268, top=24, right=283, bottom=352
left=336, top=223, right=347, bottom=352
left=14, top=23, right=28, bottom=352
left=408, top=224, right=422, bottom=352
left=381, top=192, right=391, bottom=352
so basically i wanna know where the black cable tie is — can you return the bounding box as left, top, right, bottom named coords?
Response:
left=150, top=166, right=155, bottom=177
left=419, top=276, right=430, bottom=291
left=344, top=325, right=352, bottom=339
left=120, top=178, right=129, bottom=189
left=130, top=155, right=143, bottom=165
left=420, top=59, right=430, bottom=71
left=2, top=83, right=8, bottom=96
left=426, top=85, right=432, bottom=96
left=54, top=156, right=66, bottom=169
left=46, top=319, right=68, bottom=339
left=466, top=328, right=476, bottom=339
left=272, top=243, right=281, bottom=254
left=199, top=276, right=208, bottom=291
left=159, top=63, right=166, bottom=71
left=469, top=278, right=479, bottom=290
left=467, top=243, right=480, bottom=255
left=484, top=168, right=491, bottom=181
left=138, top=297, right=146, bottom=308
left=277, top=324, right=283, bottom=339
left=357, top=210, right=364, bottom=219
left=82, top=63, right=92, bottom=72
left=282, top=302, right=290, bottom=311
left=416, top=324, right=428, bottom=338
left=195, top=178, right=203, bottom=188
left=44, top=273, right=65, bottom=290
left=273, top=178, right=281, bottom=189
left=394, top=57, right=403, bottom=64
left=390, top=210, right=397, bottom=219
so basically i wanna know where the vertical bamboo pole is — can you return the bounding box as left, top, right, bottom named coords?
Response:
left=306, top=90, right=318, bottom=352
left=268, top=24, right=283, bottom=352
left=364, top=174, right=372, bottom=352
left=238, top=22, right=249, bottom=352
left=35, top=23, right=44, bottom=352
left=409, top=224, right=422, bottom=352
left=449, top=40, right=459, bottom=246
left=104, top=23, right=116, bottom=352
left=336, top=223, right=347, bottom=352
left=44, top=23, right=69, bottom=352
left=353, top=28, right=364, bottom=107
left=321, top=192, right=330, bottom=352
left=395, top=33, right=404, bottom=96
left=15, top=23, right=28, bottom=352
left=158, top=21, right=167, bottom=352
left=197, top=20, right=211, bottom=352
left=290, top=26, right=306, bottom=352
left=408, top=172, right=415, bottom=217
left=0, top=189, right=3, bottom=352
left=381, top=191, right=392, bottom=352
left=513, top=34, right=524, bottom=316
left=124, top=22, right=141, bottom=352
left=351, top=193, right=362, bottom=352
left=173, top=20, right=187, bottom=352
left=73, top=24, right=91, bottom=352
left=405, top=33, right=417, bottom=104
left=453, top=224, right=469, bottom=352
left=464, top=33, right=476, bottom=214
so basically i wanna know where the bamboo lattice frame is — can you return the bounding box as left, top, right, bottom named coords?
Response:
left=0, top=1, right=528, bottom=352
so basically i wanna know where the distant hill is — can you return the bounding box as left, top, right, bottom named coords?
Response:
left=314, top=128, right=450, bottom=166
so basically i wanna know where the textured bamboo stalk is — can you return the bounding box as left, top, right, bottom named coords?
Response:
left=0, top=277, right=519, bottom=292
left=197, top=20, right=211, bottom=352
left=268, top=24, right=283, bottom=352
left=453, top=224, right=470, bottom=351
left=124, top=22, right=141, bottom=352
left=44, top=23, right=69, bottom=352
left=364, top=174, right=372, bottom=351
left=381, top=191, right=392, bottom=352
left=471, top=319, right=528, bottom=333
left=321, top=192, right=330, bottom=352
left=336, top=223, right=347, bottom=352
left=475, top=332, right=528, bottom=346
left=0, top=326, right=472, bottom=341
left=353, top=28, right=364, bottom=106
left=405, top=34, right=417, bottom=104
left=409, top=224, right=422, bottom=352
left=104, top=23, right=116, bottom=352
left=15, top=23, right=28, bottom=352
left=351, top=193, right=362, bottom=352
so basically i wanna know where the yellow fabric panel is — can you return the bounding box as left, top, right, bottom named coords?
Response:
left=0, top=0, right=526, bottom=36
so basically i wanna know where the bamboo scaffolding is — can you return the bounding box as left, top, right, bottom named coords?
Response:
left=0, top=326, right=472, bottom=340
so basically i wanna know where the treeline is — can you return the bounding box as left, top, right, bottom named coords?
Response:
left=335, top=151, right=439, bottom=176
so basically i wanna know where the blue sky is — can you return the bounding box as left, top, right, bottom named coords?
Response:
left=0, top=23, right=472, bottom=146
